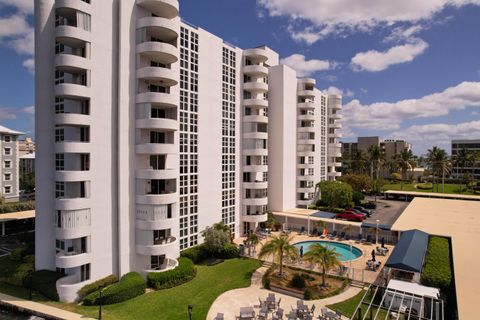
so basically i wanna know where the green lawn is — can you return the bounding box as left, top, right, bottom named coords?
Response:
left=45, top=258, right=261, bottom=320
left=383, top=183, right=475, bottom=195
left=328, top=289, right=398, bottom=319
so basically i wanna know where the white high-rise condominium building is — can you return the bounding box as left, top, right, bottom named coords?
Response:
left=35, top=0, right=342, bottom=302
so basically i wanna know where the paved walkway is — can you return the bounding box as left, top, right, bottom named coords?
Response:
left=207, top=266, right=363, bottom=320
left=0, top=292, right=93, bottom=320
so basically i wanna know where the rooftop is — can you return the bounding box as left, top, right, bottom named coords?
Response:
left=385, top=229, right=428, bottom=273
left=392, top=197, right=480, bottom=320
left=385, top=189, right=480, bottom=201
left=20, top=152, right=35, bottom=159
left=0, top=125, right=23, bottom=136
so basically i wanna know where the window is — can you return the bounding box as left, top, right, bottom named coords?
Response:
left=80, top=264, right=90, bottom=281
left=151, top=107, right=166, bottom=119
left=151, top=255, right=166, bottom=270
left=55, top=128, right=64, bottom=142
left=55, top=181, right=65, bottom=198
left=4, top=136, right=11, bottom=143
left=4, top=173, right=11, bottom=181
left=55, top=154, right=64, bottom=171
left=4, top=148, right=11, bottom=155
left=150, top=155, right=166, bottom=170
left=55, top=97, right=64, bottom=114
left=4, top=186, right=11, bottom=194
left=4, top=160, right=11, bottom=169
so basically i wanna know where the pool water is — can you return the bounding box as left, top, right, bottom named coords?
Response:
left=294, top=241, right=362, bottom=261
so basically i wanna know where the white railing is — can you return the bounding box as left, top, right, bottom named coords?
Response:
left=55, top=209, right=91, bottom=229
left=136, top=204, right=175, bottom=221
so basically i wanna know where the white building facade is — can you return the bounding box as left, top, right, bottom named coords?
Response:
left=0, top=125, right=23, bottom=202
left=35, top=0, right=342, bottom=302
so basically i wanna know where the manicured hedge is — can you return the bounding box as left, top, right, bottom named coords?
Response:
left=30, top=270, right=64, bottom=301
left=5, top=262, right=34, bottom=286
left=147, top=258, right=196, bottom=290
left=417, top=182, right=433, bottom=190
left=83, top=272, right=145, bottom=306
left=0, top=201, right=35, bottom=214
left=421, top=237, right=452, bottom=290
left=220, top=243, right=240, bottom=259
left=180, top=243, right=240, bottom=263
left=77, top=274, right=118, bottom=299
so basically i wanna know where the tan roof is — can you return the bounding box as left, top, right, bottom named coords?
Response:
left=385, top=190, right=480, bottom=201
left=392, top=198, right=480, bottom=320
left=0, top=210, right=35, bottom=222
left=272, top=208, right=361, bottom=227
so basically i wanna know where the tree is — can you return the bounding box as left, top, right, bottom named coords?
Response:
left=339, top=174, right=373, bottom=192
left=367, top=145, right=384, bottom=180
left=20, top=172, right=35, bottom=193
left=395, top=149, right=416, bottom=190
left=303, top=244, right=342, bottom=287
left=247, top=233, right=260, bottom=256
left=258, top=233, right=298, bottom=276
left=316, top=181, right=353, bottom=210
left=426, top=146, right=451, bottom=192
left=350, top=150, right=368, bottom=175
left=212, top=221, right=232, bottom=242
left=202, top=226, right=229, bottom=258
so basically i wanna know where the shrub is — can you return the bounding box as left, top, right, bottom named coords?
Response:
left=289, top=274, right=306, bottom=289
left=84, top=272, right=145, bottom=306
left=9, top=247, right=26, bottom=262
left=421, top=237, right=452, bottom=290
left=417, top=182, right=433, bottom=190
left=303, top=288, right=313, bottom=300
left=147, top=258, right=196, bottom=290
left=77, top=274, right=118, bottom=299
left=180, top=244, right=208, bottom=264
left=300, top=273, right=315, bottom=281
left=22, top=254, right=35, bottom=263
left=0, top=201, right=35, bottom=214
left=219, top=243, right=240, bottom=259
left=6, top=262, right=34, bottom=286
left=30, top=270, right=64, bottom=301
left=352, top=190, right=365, bottom=205
left=316, top=181, right=353, bottom=210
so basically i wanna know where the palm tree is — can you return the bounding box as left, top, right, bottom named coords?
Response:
left=395, top=149, right=416, bottom=190
left=247, top=233, right=260, bottom=256
left=303, top=244, right=342, bottom=287
left=367, top=145, right=384, bottom=180
left=384, top=159, right=399, bottom=178
left=258, top=233, right=299, bottom=276
left=426, top=146, right=451, bottom=192
left=467, top=151, right=480, bottom=186
left=351, top=150, right=368, bottom=175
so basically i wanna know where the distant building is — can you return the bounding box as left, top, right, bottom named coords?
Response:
left=19, top=137, right=35, bottom=157
left=451, top=139, right=480, bottom=180
left=0, top=125, right=23, bottom=201
left=20, top=152, right=35, bottom=176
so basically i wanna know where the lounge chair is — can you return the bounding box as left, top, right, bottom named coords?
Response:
left=214, top=313, right=224, bottom=320
left=328, top=230, right=337, bottom=239
left=310, top=228, right=318, bottom=237
left=273, top=308, right=284, bottom=320
left=339, top=231, right=346, bottom=240
left=365, top=234, right=373, bottom=244
left=355, top=234, right=362, bottom=243
left=300, top=226, right=306, bottom=234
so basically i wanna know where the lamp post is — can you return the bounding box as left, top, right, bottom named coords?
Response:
left=375, top=220, right=380, bottom=245
left=188, top=304, right=193, bottom=320
left=98, top=285, right=104, bottom=320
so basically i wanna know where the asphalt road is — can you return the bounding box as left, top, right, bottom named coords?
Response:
left=364, top=196, right=410, bottom=226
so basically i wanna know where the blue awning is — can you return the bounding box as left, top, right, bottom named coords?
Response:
left=310, top=211, right=337, bottom=219
left=385, top=229, right=429, bottom=273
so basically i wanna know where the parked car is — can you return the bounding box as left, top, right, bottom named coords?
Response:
left=336, top=210, right=365, bottom=222
left=346, top=208, right=369, bottom=218
left=354, top=206, right=372, bottom=217
left=364, top=202, right=377, bottom=210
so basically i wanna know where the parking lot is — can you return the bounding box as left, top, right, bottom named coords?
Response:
left=363, top=196, right=410, bottom=226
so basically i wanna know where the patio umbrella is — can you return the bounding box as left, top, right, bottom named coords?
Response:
left=300, top=246, right=304, bottom=258
left=371, top=249, right=376, bottom=262
left=381, top=237, right=385, bottom=248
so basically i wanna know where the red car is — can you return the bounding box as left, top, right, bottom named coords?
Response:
left=336, top=210, right=365, bottom=222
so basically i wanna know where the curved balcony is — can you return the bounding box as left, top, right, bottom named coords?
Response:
left=137, top=41, right=178, bottom=64
left=137, top=67, right=178, bottom=87
left=137, top=0, right=179, bottom=19
left=137, top=16, right=179, bottom=42
left=243, top=65, right=268, bottom=77
left=54, top=113, right=90, bottom=127
left=243, top=149, right=268, bottom=156
left=297, top=151, right=315, bottom=158
left=329, top=113, right=342, bottom=120
left=297, top=126, right=315, bottom=133
left=55, top=83, right=90, bottom=99
left=328, top=171, right=342, bottom=178
left=242, top=165, right=268, bottom=172
left=135, top=143, right=177, bottom=155
left=298, top=78, right=316, bottom=86
left=55, top=170, right=91, bottom=182
left=136, top=168, right=177, bottom=180
left=136, top=217, right=177, bottom=230
left=243, top=115, right=268, bottom=123
left=297, top=187, right=315, bottom=194
left=55, top=198, right=90, bottom=211
left=243, top=132, right=268, bottom=140
left=243, top=197, right=268, bottom=206
left=136, top=237, right=178, bottom=256
left=243, top=82, right=268, bottom=93
left=330, top=104, right=342, bottom=111
left=298, top=114, right=315, bottom=121
left=136, top=193, right=177, bottom=205
left=57, top=275, right=89, bottom=302
left=297, top=175, right=316, bottom=181
left=54, top=54, right=90, bottom=73
left=298, top=139, right=315, bottom=146
left=297, top=163, right=315, bottom=169
left=56, top=227, right=90, bottom=240
left=243, top=181, right=268, bottom=189
left=54, top=141, right=90, bottom=154
left=328, top=132, right=343, bottom=139
left=244, top=99, right=268, bottom=109
left=298, top=90, right=315, bottom=98
left=55, top=25, right=91, bottom=44
left=242, top=213, right=268, bottom=223
left=55, top=252, right=90, bottom=269
left=136, top=92, right=178, bottom=107
left=297, top=199, right=314, bottom=207
left=330, top=142, right=342, bottom=149
left=298, top=102, right=315, bottom=110
left=135, top=118, right=177, bottom=131
left=144, top=258, right=178, bottom=273
left=55, top=0, right=92, bottom=14
left=244, top=48, right=268, bottom=62
left=330, top=122, right=342, bottom=129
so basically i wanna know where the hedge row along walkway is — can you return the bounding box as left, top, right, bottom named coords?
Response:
left=0, top=292, right=93, bottom=320
left=207, top=266, right=361, bottom=320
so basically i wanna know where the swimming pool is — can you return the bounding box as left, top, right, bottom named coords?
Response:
left=294, top=240, right=362, bottom=261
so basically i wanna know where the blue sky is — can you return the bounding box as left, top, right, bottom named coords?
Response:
left=1, top=0, right=480, bottom=154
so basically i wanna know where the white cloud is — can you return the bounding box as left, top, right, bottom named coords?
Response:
left=326, top=86, right=354, bottom=98
left=384, top=25, right=424, bottom=43
left=22, top=105, right=34, bottom=114
left=0, top=14, right=34, bottom=71
left=0, top=14, right=30, bottom=37
left=350, top=39, right=428, bottom=72
left=257, top=0, right=480, bottom=43
left=22, top=58, right=34, bottom=73
left=341, top=81, right=480, bottom=131
left=0, top=107, right=17, bottom=120
left=0, top=0, right=34, bottom=14
left=280, top=54, right=336, bottom=77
